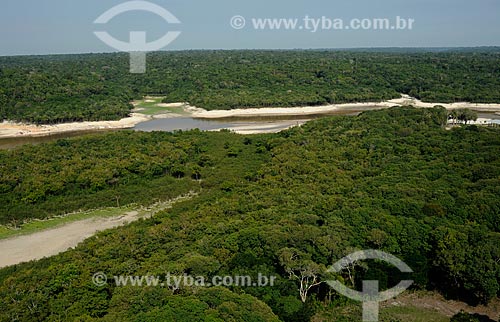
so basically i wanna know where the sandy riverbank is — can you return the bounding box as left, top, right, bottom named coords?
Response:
left=390, top=95, right=500, bottom=111
left=192, top=102, right=391, bottom=119
left=192, top=95, right=500, bottom=119
left=210, top=120, right=310, bottom=135
left=0, top=113, right=151, bottom=139
left=2, top=95, right=500, bottom=139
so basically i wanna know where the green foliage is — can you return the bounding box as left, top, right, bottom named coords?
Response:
left=451, top=311, right=496, bottom=322
left=1, top=108, right=499, bottom=321
left=315, top=303, right=451, bottom=322
left=431, top=226, right=500, bottom=304
left=449, top=109, right=479, bottom=125
left=104, top=287, right=280, bottom=322
left=1, top=51, right=500, bottom=124
left=0, top=130, right=270, bottom=225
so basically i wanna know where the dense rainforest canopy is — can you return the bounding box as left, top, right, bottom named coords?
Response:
left=1, top=108, right=499, bottom=321
left=0, top=50, right=500, bottom=124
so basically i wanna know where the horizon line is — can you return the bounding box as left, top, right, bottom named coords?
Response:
left=1, top=45, right=500, bottom=58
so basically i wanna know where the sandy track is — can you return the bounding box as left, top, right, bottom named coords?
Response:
left=385, top=291, right=500, bottom=320
left=0, top=193, right=195, bottom=268
left=0, top=211, right=141, bottom=268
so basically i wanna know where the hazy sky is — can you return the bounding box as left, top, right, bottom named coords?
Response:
left=1, top=0, right=499, bottom=55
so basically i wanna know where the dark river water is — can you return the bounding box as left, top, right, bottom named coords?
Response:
left=134, top=117, right=241, bottom=132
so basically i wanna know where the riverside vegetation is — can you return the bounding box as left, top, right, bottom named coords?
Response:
left=0, top=107, right=499, bottom=321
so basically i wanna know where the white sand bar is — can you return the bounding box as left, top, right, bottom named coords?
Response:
left=2, top=95, right=500, bottom=139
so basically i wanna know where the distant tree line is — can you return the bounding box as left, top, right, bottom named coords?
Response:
left=1, top=50, right=500, bottom=124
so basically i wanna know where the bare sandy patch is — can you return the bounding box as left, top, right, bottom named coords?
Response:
left=389, top=95, right=500, bottom=112
left=0, top=211, right=140, bottom=268
left=143, top=96, right=165, bottom=101
left=211, top=120, right=308, bottom=134
left=183, top=104, right=206, bottom=114
left=0, top=193, right=196, bottom=268
left=0, top=113, right=151, bottom=139
left=385, top=291, right=500, bottom=321
left=152, top=113, right=185, bottom=119
left=192, top=103, right=392, bottom=119
left=192, top=95, right=500, bottom=119
left=157, top=102, right=187, bottom=108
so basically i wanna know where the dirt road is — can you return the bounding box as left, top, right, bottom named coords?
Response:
left=0, top=211, right=140, bottom=268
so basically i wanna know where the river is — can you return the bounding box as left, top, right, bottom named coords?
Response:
left=1, top=111, right=499, bottom=150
